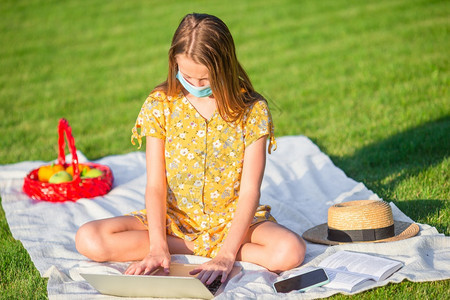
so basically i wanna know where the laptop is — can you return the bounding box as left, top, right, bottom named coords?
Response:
left=81, top=263, right=242, bottom=299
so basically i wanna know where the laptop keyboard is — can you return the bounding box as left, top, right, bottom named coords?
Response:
left=206, top=276, right=222, bottom=295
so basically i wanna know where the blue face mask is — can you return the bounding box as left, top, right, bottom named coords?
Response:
left=176, top=71, right=213, bottom=98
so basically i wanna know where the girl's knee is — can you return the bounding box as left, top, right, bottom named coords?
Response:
left=286, top=234, right=306, bottom=268
left=268, top=232, right=306, bottom=272
left=75, top=221, right=109, bottom=262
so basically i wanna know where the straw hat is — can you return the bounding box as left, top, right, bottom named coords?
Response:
left=302, top=200, right=419, bottom=245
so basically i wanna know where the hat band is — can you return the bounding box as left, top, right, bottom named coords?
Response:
left=328, top=224, right=395, bottom=242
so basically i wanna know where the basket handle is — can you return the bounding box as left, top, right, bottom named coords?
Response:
left=57, top=118, right=81, bottom=182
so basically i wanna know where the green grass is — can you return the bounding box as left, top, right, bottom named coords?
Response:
left=1, top=0, right=448, bottom=298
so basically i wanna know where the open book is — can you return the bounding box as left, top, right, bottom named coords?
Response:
left=318, top=251, right=403, bottom=292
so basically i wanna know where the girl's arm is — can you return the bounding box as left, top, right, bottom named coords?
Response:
left=191, top=135, right=268, bottom=283
left=125, top=136, right=170, bottom=275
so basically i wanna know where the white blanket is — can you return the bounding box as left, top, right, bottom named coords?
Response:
left=1, top=135, right=448, bottom=299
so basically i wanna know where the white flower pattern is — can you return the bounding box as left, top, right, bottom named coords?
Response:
left=129, top=91, right=276, bottom=258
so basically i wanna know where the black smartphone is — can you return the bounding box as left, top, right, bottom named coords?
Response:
left=273, top=268, right=329, bottom=293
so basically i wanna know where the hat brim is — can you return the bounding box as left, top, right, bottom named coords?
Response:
left=302, top=221, right=420, bottom=245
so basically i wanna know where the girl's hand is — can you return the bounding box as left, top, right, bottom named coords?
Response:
left=125, top=249, right=171, bottom=275
left=189, top=254, right=235, bottom=285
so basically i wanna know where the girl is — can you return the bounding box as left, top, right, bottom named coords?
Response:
left=76, top=13, right=306, bottom=285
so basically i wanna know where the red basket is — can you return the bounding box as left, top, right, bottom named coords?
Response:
left=23, top=119, right=114, bottom=202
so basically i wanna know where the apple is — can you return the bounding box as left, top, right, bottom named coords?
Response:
left=82, top=168, right=103, bottom=178
left=48, top=171, right=73, bottom=183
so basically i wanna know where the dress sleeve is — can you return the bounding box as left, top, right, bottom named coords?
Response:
left=243, top=100, right=277, bottom=154
left=131, top=91, right=166, bottom=149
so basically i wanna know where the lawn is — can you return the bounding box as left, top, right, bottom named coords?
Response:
left=0, top=0, right=448, bottom=299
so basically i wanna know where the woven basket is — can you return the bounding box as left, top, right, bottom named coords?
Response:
left=23, top=119, right=114, bottom=202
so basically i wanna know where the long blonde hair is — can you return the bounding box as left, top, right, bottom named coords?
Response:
left=155, top=13, right=263, bottom=122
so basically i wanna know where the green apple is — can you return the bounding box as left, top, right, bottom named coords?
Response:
left=48, top=171, right=73, bottom=183
left=82, top=168, right=103, bottom=178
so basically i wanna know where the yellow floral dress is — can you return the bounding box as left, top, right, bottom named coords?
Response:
left=129, top=90, right=277, bottom=258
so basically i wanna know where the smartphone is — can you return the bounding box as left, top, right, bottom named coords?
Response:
left=273, top=268, right=329, bottom=293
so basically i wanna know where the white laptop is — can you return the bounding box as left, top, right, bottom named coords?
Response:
left=81, top=263, right=242, bottom=299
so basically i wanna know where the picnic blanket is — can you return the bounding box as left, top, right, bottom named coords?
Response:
left=1, top=135, right=448, bottom=299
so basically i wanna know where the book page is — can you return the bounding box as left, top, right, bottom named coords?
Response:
left=322, top=268, right=374, bottom=292
left=318, top=251, right=403, bottom=281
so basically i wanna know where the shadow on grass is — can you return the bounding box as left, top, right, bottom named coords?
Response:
left=395, top=199, right=449, bottom=234
left=334, top=115, right=449, bottom=184
left=329, top=116, right=449, bottom=227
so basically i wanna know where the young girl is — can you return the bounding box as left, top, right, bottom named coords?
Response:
left=76, top=13, right=305, bottom=285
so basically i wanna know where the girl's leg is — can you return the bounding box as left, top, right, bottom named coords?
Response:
left=236, top=221, right=306, bottom=273
left=75, top=216, right=193, bottom=262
